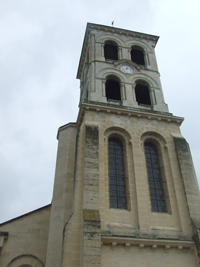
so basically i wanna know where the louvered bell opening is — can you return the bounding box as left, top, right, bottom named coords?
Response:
left=131, top=49, right=145, bottom=65
left=104, top=44, right=118, bottom=60
left=106, top=79, right=121, bottom=101
left=135, top=84, right=151, bottom=106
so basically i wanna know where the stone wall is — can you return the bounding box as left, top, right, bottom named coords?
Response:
left=0, top=205, right=51, bottom=267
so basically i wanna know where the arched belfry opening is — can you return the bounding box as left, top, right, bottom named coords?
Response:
left=104, top=41, right=118, bottom=60
left=135, top=82, right=151, bottom=106
left=131, top=46, right=145, bottom=65
left=105, top=77, right=121, bottom=101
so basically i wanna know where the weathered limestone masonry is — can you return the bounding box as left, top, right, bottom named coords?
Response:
left=0, top=205, right=51, bottom=267
left=174, top=137, right=200, bottom=256
left=46, top=123, right=77, bottom=267
left=0, top=23, right=200, bottom=267
left=82, top=125, right=101, bottom=267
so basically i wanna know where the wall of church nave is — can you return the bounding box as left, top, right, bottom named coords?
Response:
left=0, top=205, right=50, bottom=267
left=101, top=244, right=199, bottom=267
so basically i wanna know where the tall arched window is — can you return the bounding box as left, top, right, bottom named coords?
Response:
left=144, top=141, right=167, bottom=212
left=106, top=78, right=121, bottom=101
left=131, top=46, right=145, bottom=65
left=135, top=82, right=151, bottom=106
left=104, top=42, right=118, bottom=60
left=108, top=137, right=127, bottom=209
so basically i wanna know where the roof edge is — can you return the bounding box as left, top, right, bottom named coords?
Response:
left=0, top=204, right=51, bottom=226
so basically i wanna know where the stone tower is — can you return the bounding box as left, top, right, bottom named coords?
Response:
left=1, top=23, right=200, bottom=267
left=46, top=23, right=200, bottom=266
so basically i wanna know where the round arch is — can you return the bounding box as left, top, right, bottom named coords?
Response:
left=140, top=131, right=167, bottom=147
left=106, top=74, right=120, bottom=82
left=125, top=40, right=153, bottom=53
left=104, top=126, right=132, bottom=143
left=96, top=34, right=124, bottom=47
left=131, top=44, right=145, bottom=51
left=7, top=254, right=44, bottom=267
left=104, top=39, right=118, bottom=46
left=135, top=79, right=150, bottom=88
left=132, top=74, right=159, bottom=89
left=100, top=70, right=126, bottom=82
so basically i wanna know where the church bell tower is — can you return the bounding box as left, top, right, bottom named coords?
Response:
left=46, top=23, right=200, bottom=267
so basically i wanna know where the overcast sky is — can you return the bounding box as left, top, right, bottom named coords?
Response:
left=1, top=0, right=200, bottom=223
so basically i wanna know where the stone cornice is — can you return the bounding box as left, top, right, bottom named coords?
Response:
left=101, top=235, right=196, bottom=251
left=88, top=23, right=159, bottom=41
left=76, top=102, right=184, bottom=128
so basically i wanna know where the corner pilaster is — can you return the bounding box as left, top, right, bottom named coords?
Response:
left=82, top=125, right=101, bottom=267
left=173, top=136, right=200, bottom=263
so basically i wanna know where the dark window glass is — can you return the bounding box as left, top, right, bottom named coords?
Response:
left=108, top=138, right=127, bottom=209
left=131, top=48, right=145, bottom=65
left=104, top=44, right=118, bottom=60
left=106, top=79, right=121, bottom=101
left=135, top=84, right=151, bottom=106
left=144, top=142, right=167, bottom=212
